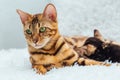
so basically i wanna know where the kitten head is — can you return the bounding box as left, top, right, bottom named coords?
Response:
left=82, top=29, right=104, bottom=55
left=17, top=4, right=59, bottom=49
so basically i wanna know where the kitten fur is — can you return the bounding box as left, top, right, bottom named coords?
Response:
left=83, top=29, right=120, bottom=62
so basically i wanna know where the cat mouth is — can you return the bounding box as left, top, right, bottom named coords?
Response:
left=32, top=38, right=50, bottom=49
left=35, top=44, right=42, bottom=46
left=33, top=44, right=44, bottom=49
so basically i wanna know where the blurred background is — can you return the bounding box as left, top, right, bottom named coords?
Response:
left=0, top=0, right=120, bottom=50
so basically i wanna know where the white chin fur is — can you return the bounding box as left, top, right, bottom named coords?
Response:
left=32, top=38, right=50, bottom=49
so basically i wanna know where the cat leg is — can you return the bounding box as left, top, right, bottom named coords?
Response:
left=77, top=58, right=110, bottom=66
left=30, top=57, right=47, bottom=74
left=62, top=53, right=78, bottom=66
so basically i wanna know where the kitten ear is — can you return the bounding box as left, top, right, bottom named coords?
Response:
left=43, top=4, right=57, bottom=22
left=16, top=9, right=31, bottom=25
left=94, top=29, right=104, bottom=41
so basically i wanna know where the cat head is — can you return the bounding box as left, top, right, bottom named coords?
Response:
left=17, top=4, right=59, bottom=49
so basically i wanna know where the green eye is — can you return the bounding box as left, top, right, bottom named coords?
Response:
left=39, top=27, right=46, bottom=33
left=26, top=29, right=32, bottom=34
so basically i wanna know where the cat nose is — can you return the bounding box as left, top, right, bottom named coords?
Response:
left=33, top=38, right=38, bottom=43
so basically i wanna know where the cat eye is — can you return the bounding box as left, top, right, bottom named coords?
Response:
left=39, top=27, right=46, bottom=33
left=26, top=29, right=32, bottom=34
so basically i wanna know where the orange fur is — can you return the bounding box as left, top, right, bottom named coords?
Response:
left=17, top=3, right=109, bottom=74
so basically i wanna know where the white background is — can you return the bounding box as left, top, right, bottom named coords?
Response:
left=0, top=0, right=120, bottom=80
left=0, top=0, right=120, bottom=50
left=0, top=0, right=51, bottom=49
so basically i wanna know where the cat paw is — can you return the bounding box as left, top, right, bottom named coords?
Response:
left=102, top=63, right=111, bottom=66
left=33, top=65, right=47, bottom=75
left=54, top=63, right=63, bottom=68
left=62, top=61, right=72, bottom=66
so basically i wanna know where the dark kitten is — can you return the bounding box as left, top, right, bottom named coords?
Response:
left=84, top=37, right=120, bottom=63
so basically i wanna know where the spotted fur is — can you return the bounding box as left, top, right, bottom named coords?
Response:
left=17, top=4, right=109, bottom=74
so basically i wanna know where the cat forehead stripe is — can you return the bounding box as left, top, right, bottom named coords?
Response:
left=32, top=16, right=39, bottom=25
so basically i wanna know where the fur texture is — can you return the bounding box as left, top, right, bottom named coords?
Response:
left=83, top=29, right=120, bottom=62
left=17, top=4, right=109, bottom=74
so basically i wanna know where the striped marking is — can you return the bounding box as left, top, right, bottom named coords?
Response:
left=63, top=54, right=75, bottom=60
left=30, top=52, right=51, bottom=55
left=54, top=42, right=65, bottom=55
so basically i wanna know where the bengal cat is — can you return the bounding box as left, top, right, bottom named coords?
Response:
left=17, top=3, right=109, bottom=74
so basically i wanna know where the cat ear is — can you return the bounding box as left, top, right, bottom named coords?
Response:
left=43, top=4, right=57, bottom=22
left=94, top=29, right=104, bottom=41
left=16, top=9, right=31, bottom=25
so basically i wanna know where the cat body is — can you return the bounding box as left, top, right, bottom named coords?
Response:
left=17, top=4, right=108, bottom=74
